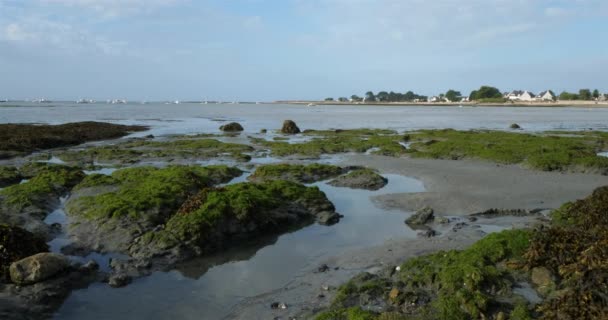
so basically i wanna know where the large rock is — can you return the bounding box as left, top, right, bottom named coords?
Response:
left=280, top=120, right=301, bottom=134
left=9, top=253, right=70, bottom=285
left=531, top=267, right=555, bottom=296
left=405, top=207, right=434, bottom=226
left=328, top=169, right=388, bottom=191
left=0, top=224, right=48, bottom=282
left=219, top=122, right=244, bottom=132
left=317, top=211, right=341, bottom=226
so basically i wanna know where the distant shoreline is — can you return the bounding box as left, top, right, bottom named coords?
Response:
left=274, top=100, right=608, bottom=108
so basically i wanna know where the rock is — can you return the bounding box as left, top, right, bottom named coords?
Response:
left=280, top=120, right=301, bottom=134
left=417, top=228, right=437, bottom=238
left=389, top=287, right=400, bottom=300
left=270, top=302, right=288, bottom=310
left=405, top=207, right=434, bottom=226
left=108, top=273, right=132, bottom=288
left=531, top=267, right=555, bottom=296
left=317, top=264, right=330, bottom=273
left=219, top=122, right=244, bottom=132
left=328, top=169, right=388, bottom=191
left=495, top=311, right=506, bottom=320
left=260, top=129, right=267, bottom=134
left=452, top=222, right=468, bottom=232
left=0, top=224, right=48, bottom=282
left=9, top=253, right=70, bottom=285
left=317, top=211, right=341, bottom=226
left=435, top=217, right=449, bottom=224
left=81, top=260, right=99, bottom=271
left=510, top=123, right=521, bottom=129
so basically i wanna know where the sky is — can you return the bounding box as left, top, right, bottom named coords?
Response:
left=0, top=0, right=607, bottom=101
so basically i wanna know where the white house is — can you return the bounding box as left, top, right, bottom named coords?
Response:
left=536, top=90, right=556, bottom=101
left=505, top=90, right=536, bottom=101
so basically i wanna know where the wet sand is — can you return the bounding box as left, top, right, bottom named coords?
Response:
left=344, top=155, right=608, bottom=215
left=227, top=156, right=608, bottom=319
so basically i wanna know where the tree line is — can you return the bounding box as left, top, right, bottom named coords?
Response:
left=325, top=86, right=606, bottom=103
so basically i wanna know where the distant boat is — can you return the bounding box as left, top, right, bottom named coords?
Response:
left=33, top=98, right=51, bottom=103
left=77, top=99, right=95, bottom=104
left=307, top=103, right=317, bottom=107
left=110, top=99, right=127, bottom=104
left=0, top=99, right=8, bottom=103
left=174, top=100, right=180, bottom=104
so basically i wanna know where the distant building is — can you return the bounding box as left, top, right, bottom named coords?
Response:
left=505, top=90, right=535, bottom=101
left=599, top=94, right=607, bottom=102
left=536, top=90, right=556, bottom=101
left=428, top=96, right=440, bottom=103
left=461, top=97, right=470, bottom=102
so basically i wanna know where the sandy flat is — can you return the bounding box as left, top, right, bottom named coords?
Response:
left=227, top=156, right=608, bottom=319
left=340, top=155, right=608, bottom=215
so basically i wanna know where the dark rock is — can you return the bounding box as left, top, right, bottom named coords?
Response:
left=510, top=123, right=521, bottom=129
left=0, top=224, right=48, bottom=282
left=452, top=222, right=468, bottom=232
left=405, top=207, right=434, bottom=226
left=417, top=228, right=437, bottom=238
left=317, top=264, right=330, bottom=273
left=280, top=120, right=301, bottom=134
left=317, top=211, right=341, bottom=226
left=219, top=122, right=244, bottom=132
left=270, top=302, right=287, bottom=310
left=81, top=260, right=99, bottom=272
left=9, top=253, right=70, bottom=285
left=328, top=169, right=388, bottom=191
left=260, top=129, right=267, bottom=134
left=108, top=273, right=132, bottom=288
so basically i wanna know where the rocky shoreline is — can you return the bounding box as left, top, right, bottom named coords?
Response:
left=0, top=121, right=607, bottom=319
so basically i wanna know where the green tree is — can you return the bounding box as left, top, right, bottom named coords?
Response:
left=559, top=91, right=579, bottom=100
left=338, top=97, right=348, bottom=102
left=324, top=97, right=334, bottom=101
left=376, top=91, right=389, bottom=102
left=445, top=90, right=462, bottom=102
left=593, top=89, right=600, bottom=99
left=365, top=91, right=376, bottom=102
left=579, top=89, right=592, bottom=100
left=470, top=86, right=502, bottom=100
left=351, top=95, right=362, bottom=102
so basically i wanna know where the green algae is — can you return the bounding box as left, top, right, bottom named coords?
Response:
left=67, top=165, right=242, bottom=221
left=0, top=165, right=84, bottom=211
left=407, top=129, right=608, bottom=173
left=252, top=133, right=406, bottom=158
left=248, top=163, right=344, bottom=183
left=318, top=229, right=532, bottom=320
left=0, top=166, right=21, bottom=188
left=0, top=224, right=48, bottom=282
left=56, top=138, right=254, bottom=163
left=141, top=180, right=332, bottom=250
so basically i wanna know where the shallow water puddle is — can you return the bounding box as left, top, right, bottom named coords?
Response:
left=54, top=174, right=424, bottom=320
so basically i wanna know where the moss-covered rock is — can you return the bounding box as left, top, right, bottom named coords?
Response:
left=56, top=138, right=253, bottom=164
left=524, top=186, right=608, bottom=319
left=281, top=120, right=301, bottom=134
left=219, top=122, right=244, bottom=132
left=0, top=224, right=48, bottom=283
left=0, top=166, right=21, bottom=188
left=132, top=180, right=336, bottom=258
left=407, top=129, right=608, bottom=173
left=317, top=229, right=533, bottom=319
left=248, top=163, right=344, bottom=183
left=65, top=165, right=242, bottom=253
left=0, top=164, right=84, bottom=212
left=251, top=129, right=407, bottom=158
left=328, top=169, right=388, bottom=190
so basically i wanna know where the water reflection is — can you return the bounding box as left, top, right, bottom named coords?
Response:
left=55, top=174, right=424, bottom=320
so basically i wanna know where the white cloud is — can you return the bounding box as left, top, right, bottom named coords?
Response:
left=0, top=17, right=130, bottom=56
left=39, top=0, right=183, bottom=17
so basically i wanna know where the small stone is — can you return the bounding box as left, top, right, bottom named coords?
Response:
left=108, top=273, right=132, bottom=288
left=405, top=206, right=434, bottom=226
left=417, top=228, right=437, bottom=238
left=317, top=211, right=340, bottom=226
left=317, top=264, right=330, bottom=273
left=510, top=123, right=521, bottom=129
left=435, top=217, right=449, bottom=224
left=395, top=266, right=401, bottom=272
left=82, top=260, right=99, bottom=271
left=271, top=302, right=288, bottom=310
left=219, top=122, right=244, bottom=132
left=389, top=287, right=400, bottom=300
left=531, top=267, right=555, bottom=296
left=495, top=311, right=506, bottom=320
left=260, top=129, right=267, bottom=134
left=280, top=120, right=301, bottom=134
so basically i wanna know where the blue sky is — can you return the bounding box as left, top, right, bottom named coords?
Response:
left=0, top=0, right=607, bottom=101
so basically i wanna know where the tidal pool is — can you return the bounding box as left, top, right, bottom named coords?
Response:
left=54, top=174, right=424, bottom=319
